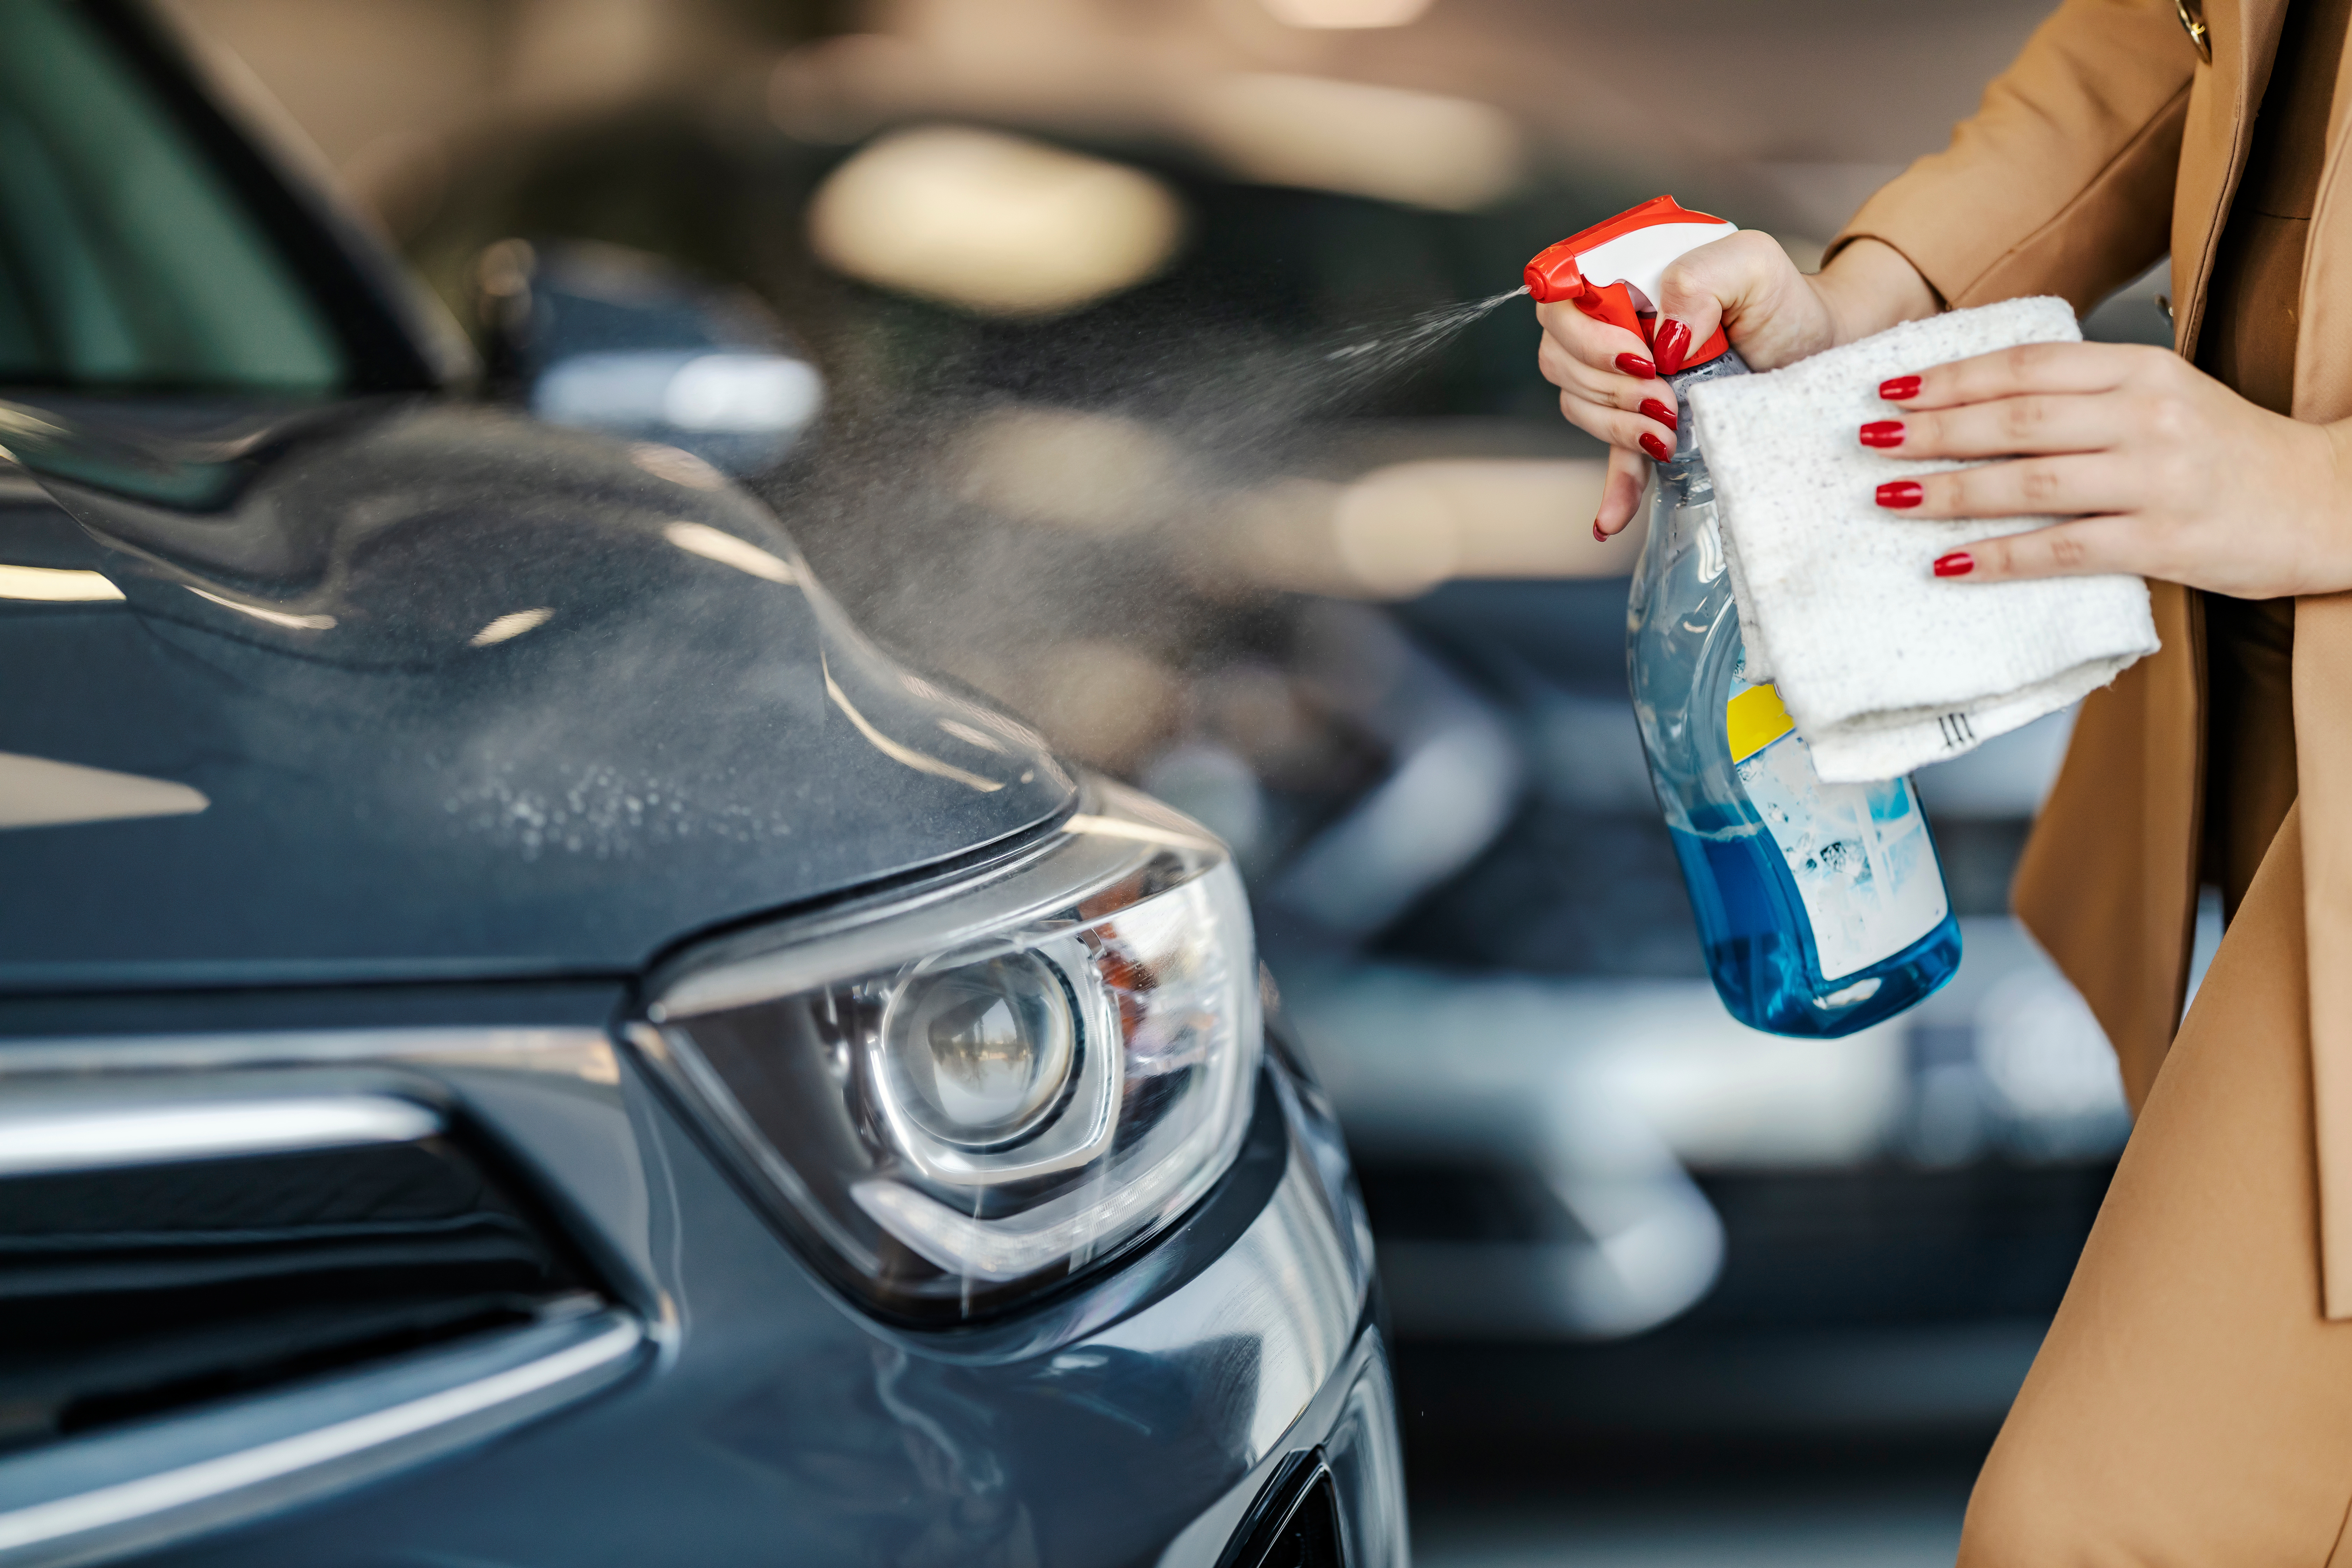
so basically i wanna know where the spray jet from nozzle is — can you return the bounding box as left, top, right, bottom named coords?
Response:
left=1524, top=195, right=1738, bottom=371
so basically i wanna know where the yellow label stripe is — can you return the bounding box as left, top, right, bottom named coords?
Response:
left=1726, top=682, right=1796, bottom=764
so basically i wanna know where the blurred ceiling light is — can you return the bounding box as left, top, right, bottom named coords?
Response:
left=957, top=406, right=1183, bottom=533
left=470, top=607, right=556, bottom=648
left=535, top=352, right=823, bottom=437
left=1181, top=74, right=1524, bottom=212
left=808, top=126, right=1184, bottom=317
left=1333, top=476, right=1458, bottom=597
left=1211, top=459, right=1619, bottom=599
left=184, top=585, right=335, bottom=630
left=1260, top=0, right=1433, bottom=26
left=664, top=520, right=798, bottom=584
left=0, top=750, right=208, bottom=831
left=0, top=564, right=121, bottom=602
left=1343, top=459, right=1617, bottom=585
left=664, top=355, right=825, bottom=433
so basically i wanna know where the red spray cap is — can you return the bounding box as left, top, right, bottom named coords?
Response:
left=1525, top=195, right=1737, bottom=369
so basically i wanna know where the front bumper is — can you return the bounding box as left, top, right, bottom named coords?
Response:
left=0, top=1010, right=1403, bottom=1568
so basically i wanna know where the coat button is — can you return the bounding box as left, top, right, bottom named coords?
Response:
left=2176, top=0, right=2213, bottom=62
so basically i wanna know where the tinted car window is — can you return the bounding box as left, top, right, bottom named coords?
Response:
left=0, top=0, right=344, bottom=392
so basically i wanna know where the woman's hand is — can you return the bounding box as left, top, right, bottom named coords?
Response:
left=1865, top=342, right=2352, bottom=600
left=1538, top=234, right=1938, bottom=538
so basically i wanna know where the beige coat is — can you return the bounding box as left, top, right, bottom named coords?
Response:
left=1831, top=0, right=2352, bottom=1314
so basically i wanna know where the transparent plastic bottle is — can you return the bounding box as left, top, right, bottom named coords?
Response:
left=1629, top=350, right=1962, bottom=1036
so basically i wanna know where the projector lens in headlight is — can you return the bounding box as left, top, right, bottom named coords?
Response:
left=633, top=781, right=1260, bottom=1322
left=881, top=950, right=1078, bottom=1149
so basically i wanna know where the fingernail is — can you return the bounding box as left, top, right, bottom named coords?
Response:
left=1616, top=352, right=1657, bottom=379
left=1860, top=420, right=1905, bottom=448
left=1879, top=375, right=1922, bottom=400
left=1933, top=551, right=1974, bottom=578
left=1640, top=397, right=1678, bottom=431
left=1876, top=480, right=1924, bottom=509
left=1639, top=432, right=1673, bottom=463
left=1593, top=519, right=1608, bottom=542
left=1653, top=320, right=1693, bottom=376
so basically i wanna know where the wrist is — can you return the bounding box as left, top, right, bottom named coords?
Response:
left=1811, top=238, right=1939, bottom=348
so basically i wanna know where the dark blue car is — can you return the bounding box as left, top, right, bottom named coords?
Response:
left=0, top=6, right=1404, bottom=1565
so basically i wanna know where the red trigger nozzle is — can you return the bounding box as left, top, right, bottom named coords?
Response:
left=1524, top=195, right=1738, bottom=366
left=1522, top=245, right=1587, bottom=306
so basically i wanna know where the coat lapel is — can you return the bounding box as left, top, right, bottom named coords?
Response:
left=2298, top=0, right=2352, bottom=419
left=2298, top=597, right=2352, bottom=1317
left=2236, top=0, right=2294, bottom=106
left=2293, top=0, right=2352, bottom=1320
left=2154, top=0, right=2352, bottom=1320
left=2175, top=0, right=2290, bottom=350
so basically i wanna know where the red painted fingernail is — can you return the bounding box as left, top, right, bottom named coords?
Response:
left=1933, top=551, right=1974, bottom=577
left=1640, top=397, right=1678, bottom=431
left=1652, top=320, right=1693, bottom=376
left=1879, top=375, right=1922, bottom=400
left=1876, top=481, right=1924, bottom=508
left=1616, top=352, right=1657, bottom=379
left=1860, top=420, right=1905, bottom=448
left=1639, top=432, right=1673, bottom=463
left=1593, top=519, right=1608, bottom=542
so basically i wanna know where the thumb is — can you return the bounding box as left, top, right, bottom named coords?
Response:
left=1650, top=230, right=1786, bottom=374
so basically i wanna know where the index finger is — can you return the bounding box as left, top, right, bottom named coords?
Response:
left=1880, top=341, right=2143, bottom=411
left=1535, top=298, right=1660, bottom=380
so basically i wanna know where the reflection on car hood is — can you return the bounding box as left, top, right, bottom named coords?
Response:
left=0, top=396, right=1074, bottom=990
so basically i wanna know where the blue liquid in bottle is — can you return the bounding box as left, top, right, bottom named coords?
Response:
left=1632, top=351, right=1961, bottom=1037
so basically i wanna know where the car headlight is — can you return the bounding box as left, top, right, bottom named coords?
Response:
left=633, top=781, right=1261, bottom=1323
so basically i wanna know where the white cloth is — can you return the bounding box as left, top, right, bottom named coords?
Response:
left=1686, top=296, right=2160, bottom=782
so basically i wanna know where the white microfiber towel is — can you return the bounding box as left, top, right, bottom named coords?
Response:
left=1686, top=296, right=2160, bottom=783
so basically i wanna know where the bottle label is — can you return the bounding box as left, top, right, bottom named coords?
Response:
left=1728, top=681, right=1948, bottom=981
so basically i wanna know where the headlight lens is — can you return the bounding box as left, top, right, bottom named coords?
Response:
left=635, top=782, right=1260, bottom=1322
left=880, top=948, right=1078, bottom=1150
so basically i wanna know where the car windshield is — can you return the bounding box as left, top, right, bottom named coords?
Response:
left=0, top=0, right=346, bottom=394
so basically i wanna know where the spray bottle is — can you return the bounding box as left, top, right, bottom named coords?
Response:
left=1525, top=197, right=1961, bottom=1037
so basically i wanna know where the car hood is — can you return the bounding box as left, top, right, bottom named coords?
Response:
left=0, top=396, right=1075, bottom=992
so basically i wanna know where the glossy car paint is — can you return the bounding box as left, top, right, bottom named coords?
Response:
left=0, top=400, right=1072, bottom=990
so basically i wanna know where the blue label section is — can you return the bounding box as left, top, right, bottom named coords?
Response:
left=1730, top=692, right=1949, bottom=982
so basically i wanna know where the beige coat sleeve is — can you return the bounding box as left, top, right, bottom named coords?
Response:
left=1829, top=0, right=2197, bottom=313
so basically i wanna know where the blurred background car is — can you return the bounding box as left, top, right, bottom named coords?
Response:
left=151, top=0, right=2196, bottom=1559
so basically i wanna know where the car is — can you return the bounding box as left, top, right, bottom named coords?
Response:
left=0, top=5, right=1404, bottom=1567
